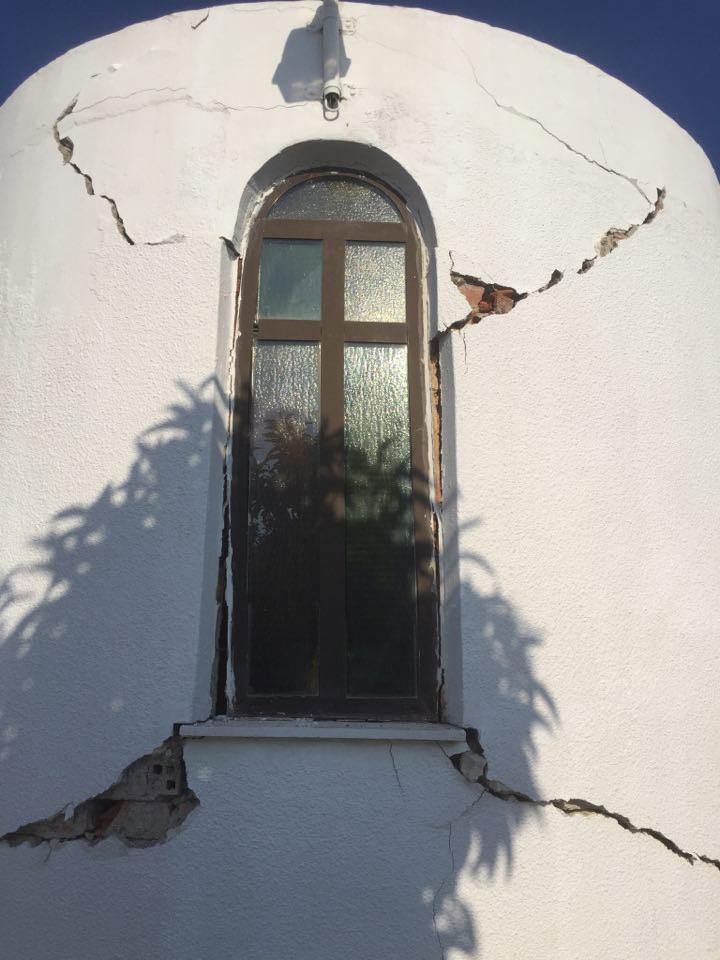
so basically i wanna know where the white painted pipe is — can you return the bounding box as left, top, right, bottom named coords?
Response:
left=320, top=0, right=341, bottom=111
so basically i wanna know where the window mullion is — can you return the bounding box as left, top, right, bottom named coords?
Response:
left=317, top=235, right=347, bottom=702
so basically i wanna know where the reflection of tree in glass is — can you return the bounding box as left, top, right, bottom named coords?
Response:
left=345, top=435, right=417, bottom=697
left=0, top=375, right=556, bottom=957
left=246, top=412, right=421, bottom=699
left=247, top=413, right=321, bottom=696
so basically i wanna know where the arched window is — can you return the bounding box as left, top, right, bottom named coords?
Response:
left=230, top=171, right=437, bottom=719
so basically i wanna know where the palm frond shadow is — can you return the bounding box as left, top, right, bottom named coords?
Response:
left=0, top=377, right=556, bottom=958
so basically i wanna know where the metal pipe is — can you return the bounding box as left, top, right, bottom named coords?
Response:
left=320, top=0, right=341, bottom=112
left=308, top=0, right=342, bottom=113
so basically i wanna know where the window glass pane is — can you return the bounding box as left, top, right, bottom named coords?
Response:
left=268, top=177, right=401, bottom=222
left=344, top=343, right=416, bottom=697
left=257, top=239, right=322, bottom=320
left=345, top=241, right=405, bottom=324
left=248, top=341, right=321, bottom=695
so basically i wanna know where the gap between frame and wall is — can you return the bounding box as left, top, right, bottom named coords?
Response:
left=213, top=158, right=452, bottom=724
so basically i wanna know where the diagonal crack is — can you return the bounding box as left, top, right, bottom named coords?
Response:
left=457, top=44, right=651, bottom=205
left=52, top=97, right=135, bottom=245
left=191, top=9, right=210, bottom=29
left=388, top=743, right=405, bottom=797
left=437, top=188, right=665, bottom=343
left=450, top=728, right=720, bottom=875
left=99, top=194, right=134, bottom=245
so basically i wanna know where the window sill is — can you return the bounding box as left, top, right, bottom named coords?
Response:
left=179, top=718, right=467, bottom=744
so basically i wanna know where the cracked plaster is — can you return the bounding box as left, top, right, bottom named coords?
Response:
left=1, top=3, right=719, bottom=958
left=0, top=736, right=199, bottom=849
left=450, top=729, right=720, bottom=875
left=440, top=188, right=666, bottom=337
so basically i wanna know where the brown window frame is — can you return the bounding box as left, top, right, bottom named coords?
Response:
left=229, top=170, right=438, bottom=720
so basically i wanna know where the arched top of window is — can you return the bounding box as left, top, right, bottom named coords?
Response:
left=265, top=173, right=402, bottom=223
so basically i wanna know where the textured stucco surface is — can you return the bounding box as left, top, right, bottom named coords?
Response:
left=1, top=3, right=719, bottom=957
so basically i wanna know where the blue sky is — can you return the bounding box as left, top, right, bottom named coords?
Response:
left=1, top=0, right=718, bottom=173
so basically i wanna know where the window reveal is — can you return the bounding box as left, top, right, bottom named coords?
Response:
left=230, top=173, right=438, bottom=719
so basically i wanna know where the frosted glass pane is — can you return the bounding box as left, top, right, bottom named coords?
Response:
left=268, top=177, right=401, bottom=222
left=345, top=242, right=405, bottom=323
left=257, top=239, right=322, bottom=320
left=248, top=342, right=320, bottom=695
left=344, top=344, right=416, bottom=697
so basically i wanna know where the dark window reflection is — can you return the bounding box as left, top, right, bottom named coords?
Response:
left=344, top=344, right=416, bottom=697
left=247, top=342, right=320, bottom=695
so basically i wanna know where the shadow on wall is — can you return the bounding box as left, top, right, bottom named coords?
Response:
left=0, top=378, right=226, bottom=793
left=437, top=522, right=557, bottom=955
left=272, top=21, right=351, bottom=104
left=0, top=377, right=555, bottom=958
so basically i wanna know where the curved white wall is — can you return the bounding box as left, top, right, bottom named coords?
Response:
left=1, top=4, right=719, bottom=958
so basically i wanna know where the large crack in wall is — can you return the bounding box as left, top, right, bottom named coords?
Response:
left=211, top=245, right=244, bottom=715
left=53, top=97, right=135, bottom=245
left=0, top=736, right=198, bottom=849
left=449, top=728, right=720, bottom=875
left=440, top=188, right=665, bottom=341
left=44, top=41, right=707, bottom=891
left=456, top=43, right=652, bottom=206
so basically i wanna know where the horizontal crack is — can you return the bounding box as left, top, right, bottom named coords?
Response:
left=451, top=728, right=720, bottom=875
left=67, top=88, right=315, bottom=126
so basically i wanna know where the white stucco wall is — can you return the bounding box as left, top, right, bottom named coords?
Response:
left=1, top=3, right=718, bottom=958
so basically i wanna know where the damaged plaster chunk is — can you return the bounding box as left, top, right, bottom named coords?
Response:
left=577, top=188, right=666, bottom=274
left=0, top=737, right=198, bottom=849
left=450, top=728, right=720, bottom=875
left=436, top=271, right=528, bottom=340
left=536, top=268, right=563, bottom=293
left=452, top=271, right=526, bottom=316
left=438, top=266, right=556, bottom=340
left=454, top=750, right=487, bottom=783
